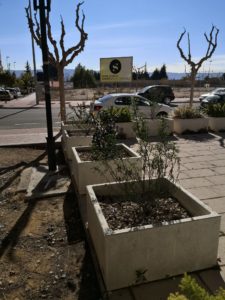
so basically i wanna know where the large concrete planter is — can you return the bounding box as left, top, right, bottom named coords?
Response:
left=145, top=118, right=173, bottom=136
left=71, top=144, right=142, bottom=194
left=61, top=122, right=93, bottom=160
left=208, top=117, right=225, bottom=132
left=173, top=117, right=209, bottom=134
left=86, top=179, right=220, bottom=291
left=115, top=122, right=136, bottom=138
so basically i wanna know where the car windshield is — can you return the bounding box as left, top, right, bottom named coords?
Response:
left=212, top=88, right=225, bottom=94
left=138, top=86, right=153, bottom=93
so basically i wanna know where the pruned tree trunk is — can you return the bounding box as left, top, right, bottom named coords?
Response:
left=25, top=2, right=88, bottom=122
left=177, top=25, right=219, bottom=107
left=190, top=68, right=197, bottom=107
left=58, top=65, right=66, bottom=121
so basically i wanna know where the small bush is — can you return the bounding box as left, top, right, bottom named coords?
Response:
left=173, top=106, right=204, bottom=119
left=100, top=107, right=132, bottom=123
left=204, top=104, right=225, bottom=117
left=168, top=274, right=225, bottom=300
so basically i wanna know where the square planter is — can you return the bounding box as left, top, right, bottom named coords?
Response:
left=116, top=122, right=136, bottom=139
left=71, top=144, right=142, bottom=195
left=208, top=117, right=225, bottom=132
left=61, top=122, right=93, bottom=160
left=86, top=179, right=220, bottom=291
left=173, top=117, right=209, bottom=134
left=145, top=118, right=173, bottom=136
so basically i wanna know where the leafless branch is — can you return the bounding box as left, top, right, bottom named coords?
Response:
left=46, top=11, right=59, bottom=63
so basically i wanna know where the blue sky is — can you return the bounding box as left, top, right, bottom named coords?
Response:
left=0, top=0, right=225, bottom=74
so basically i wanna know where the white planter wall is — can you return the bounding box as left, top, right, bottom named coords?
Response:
left=208, top=117, right=225, bottom=132
left=71, top=144, right=142, bottom=195
left=173, top=118, right=208, bottom=134
left=145, top=118, right=173, bottom=136
left=86, top=179, right=220, bottom=291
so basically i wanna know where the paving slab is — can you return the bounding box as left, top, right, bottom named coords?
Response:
left=219, top=213, right=225, bottom=235
left=203, top=198, right=225, bottom=214
left=218, top=236, right=225, bottom=266
left=16, top=167, right=32, bottom=192
left=183, top=168, right=217, bottom=178
left=108, top=289, right=133, bottom=300
left=179, top=177, right=213, bottom=189
left=26, top=165, right=71, bottom=199
left=188, top=186, right=220, bottom=200
left=213, top=166, right=225, bottom=175
left=131, top=274, right=206, bottom=300
left=207, top=175, right=225, bottom=185
left=198, top=268, right=225, bottom=293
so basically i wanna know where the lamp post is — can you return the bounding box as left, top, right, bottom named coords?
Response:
left=33, top=0, right=56, bottom=171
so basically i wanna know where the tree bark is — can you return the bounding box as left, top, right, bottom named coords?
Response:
left=58, top=66, right=66, bottom=122
left=190, top=69, right=196, bottom=107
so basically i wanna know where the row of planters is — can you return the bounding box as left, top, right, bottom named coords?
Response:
left=62, top=105, right=221, bottom=291
left=173, top=104, right=225, bottom=134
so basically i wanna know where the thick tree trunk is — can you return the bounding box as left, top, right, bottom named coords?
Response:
left=58, top=66, right=66, bottom=121
left=189, top=69, right=196, bottom=107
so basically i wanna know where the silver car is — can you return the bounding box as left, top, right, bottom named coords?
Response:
left=199, top=88, right=225, bottom=102
left=91, top=93, right=172, bottom=118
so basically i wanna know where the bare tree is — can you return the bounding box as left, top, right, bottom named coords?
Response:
left=25, top=1, right=88, bottom=121
left=177, top=25, right=219, bottom=107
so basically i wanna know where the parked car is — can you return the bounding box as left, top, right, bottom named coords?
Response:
left=5, top=87, right=22, bottom=99
left=91, top=93, right=172, bottom=118
left=137, top=85, right=175, bottom=105
left=199, top=88, right=225, bottom=102
left=0, top=90, right=14, bottom=101
left=200, top=94, right=225, bottom=108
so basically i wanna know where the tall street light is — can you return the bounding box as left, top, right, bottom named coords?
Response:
left=33, top=0, right=56, bottom=171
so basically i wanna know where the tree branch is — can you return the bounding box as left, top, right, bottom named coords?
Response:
left=46, top=11, right=59, bottom=63
left=59, top=16, right=66, bottom=59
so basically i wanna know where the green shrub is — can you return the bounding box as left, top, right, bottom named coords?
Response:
left=168, top=274, right=225, bottom=300
left=100, top=107, right=132, bottom=123
left=173, top=106, right=204, bottom=119
left=204, top=104, right=225, bottom=117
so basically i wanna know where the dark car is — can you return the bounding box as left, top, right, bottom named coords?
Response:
left=200, top=94, right=225, bottom=108
left=0, top=90, right=14, bottom=101
left=137, top=85, right=175, bottom=105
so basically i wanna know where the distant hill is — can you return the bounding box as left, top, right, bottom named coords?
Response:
left=14, top=69, right=223, bottom=80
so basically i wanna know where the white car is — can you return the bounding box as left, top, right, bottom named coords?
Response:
left=91, top=93, right=172, bottom=118
left=199, top=88, right=225, bottom=102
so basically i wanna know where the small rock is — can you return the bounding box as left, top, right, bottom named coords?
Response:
left=36, top=260, right=41, bottom=264
left=61, top=274, right=66, bottom=279
left=49, top=271, right=53, bottom=275
left=54, top=275, right=59, bottom=280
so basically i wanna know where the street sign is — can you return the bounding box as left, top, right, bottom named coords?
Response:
left=100, top=56, right=133, bottom=82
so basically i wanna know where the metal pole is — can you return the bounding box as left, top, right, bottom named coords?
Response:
left=29, top=0, right=39, bottom=104
left=38, top=0, right=56, bottom=171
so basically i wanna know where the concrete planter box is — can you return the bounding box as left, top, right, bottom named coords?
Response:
left=116, top=122, right=136, bottom=138
left=145, top=118, right=173, bottom=136
left=61, top=122, right=93, bottom=160
left=86, top=179, right=220, bottom=291
left=208, top=117, right=225, bottom=132
left=173, top=117, right=209, bottom=134
left=71, top=144, right=142, bottom=195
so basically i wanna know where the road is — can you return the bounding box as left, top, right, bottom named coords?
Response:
left=0, top=93, right=199, bottom=130
left=0, top=107, right=63, bottom=129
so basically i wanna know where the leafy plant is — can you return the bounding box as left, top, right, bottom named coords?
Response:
left=99, top=107, right=132, bottom=123
left=67, top=102, right=95, bottom=135
left=168, top=274, right=225, bottom=300
left=173, top=105, right=204, bottom=119
left=204, top=104, right=225, bottom=117
left=91, top=109, right=119, bottom=160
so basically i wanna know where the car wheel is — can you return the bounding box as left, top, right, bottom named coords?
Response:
left=163, top=97, right=171, bottom=105
left=156, top=112, right=168, bottom=118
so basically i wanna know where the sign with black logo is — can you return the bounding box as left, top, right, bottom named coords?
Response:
left=100, top=57, right=133, bottom=82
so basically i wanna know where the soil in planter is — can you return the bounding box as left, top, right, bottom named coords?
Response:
left=77, top=145, right=132, bottom=161
left=98, top=193, right=191, bottom=230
